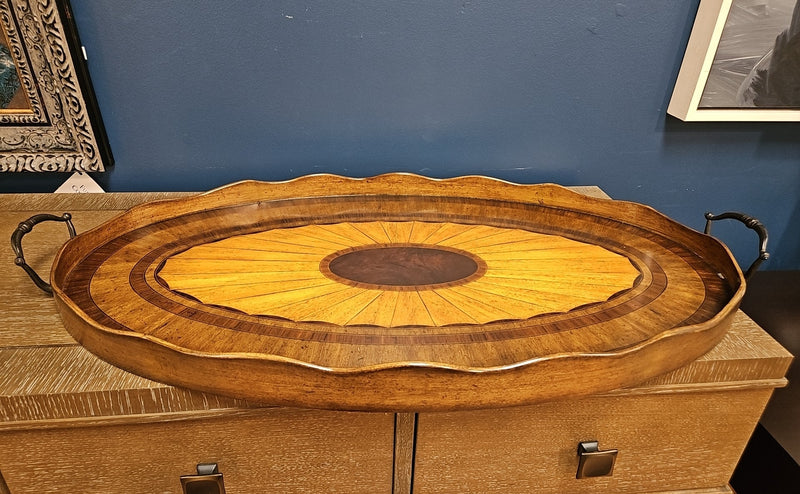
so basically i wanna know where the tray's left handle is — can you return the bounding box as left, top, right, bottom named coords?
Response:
left=11, top=213, right=76, bottom=295
left=704, top=211, right=769, bottom=281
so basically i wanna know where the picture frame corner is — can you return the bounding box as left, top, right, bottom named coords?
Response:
left=0, top=0, right=112, bottom=173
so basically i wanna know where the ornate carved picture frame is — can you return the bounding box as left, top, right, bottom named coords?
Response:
left=668, top=0, right=800, bottom=121
left=0, top=0, right=111, bottom=172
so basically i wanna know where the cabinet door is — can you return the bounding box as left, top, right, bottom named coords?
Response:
left=413, top=389, right=772, bottom=494
left=0, top=408, right=394, bottom=494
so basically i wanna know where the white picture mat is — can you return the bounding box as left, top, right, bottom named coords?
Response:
left=668, top=0, right=800, bottom=121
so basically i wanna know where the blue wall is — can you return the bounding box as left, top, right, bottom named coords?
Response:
left=2, top=1, right=798, bottom=269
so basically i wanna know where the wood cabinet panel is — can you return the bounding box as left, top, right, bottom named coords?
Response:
left=414, top=389, right=774, bottom=493
left=0, top=408, right=394, bottom=494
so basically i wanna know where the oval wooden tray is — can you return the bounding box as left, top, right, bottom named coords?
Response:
left=50, top=174, right=744, bottom=411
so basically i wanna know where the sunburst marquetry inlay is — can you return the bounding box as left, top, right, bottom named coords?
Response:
left=157, top=221, right=640, bottom=327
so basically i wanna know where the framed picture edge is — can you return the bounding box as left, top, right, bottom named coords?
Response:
left=0, top=0, right=113, bottom=172
left=57, top=0, right=113, bottom=169
left=667, top=0, right=800, bottom=122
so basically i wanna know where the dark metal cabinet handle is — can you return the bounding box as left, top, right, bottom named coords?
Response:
left=704, top=211, right=769, bottom=280
left=10, top=213, right=76, bottom=295
left=180, top=463, right=226, bottom=494
left=576, top=441, right=618, bottom=479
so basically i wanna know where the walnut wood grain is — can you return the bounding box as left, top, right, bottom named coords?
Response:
left=8, top=175, right=763, bottom=410
left=324, top=245, right=482, bottom=288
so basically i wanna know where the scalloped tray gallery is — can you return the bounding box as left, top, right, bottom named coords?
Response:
left=44, top=174, right=747, bottom=411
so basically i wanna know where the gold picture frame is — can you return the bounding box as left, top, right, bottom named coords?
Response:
left=668, top=0, right=800, bottom=121
left=0, top=0, right=111, bottom=172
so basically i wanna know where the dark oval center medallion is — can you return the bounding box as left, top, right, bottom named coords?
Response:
left=322, top=245, right=486, bottom=290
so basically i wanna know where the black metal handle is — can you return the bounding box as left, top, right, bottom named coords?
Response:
left=181, top=463, right=226, bottom=494
left=576, top=440, right=618, bottom=478
left=704, top=211, right=769, bottom=280
left=11, top=213, right=76, bottom=295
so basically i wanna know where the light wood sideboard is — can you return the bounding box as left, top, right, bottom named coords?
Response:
left=0, top=191, right=792, bottom=493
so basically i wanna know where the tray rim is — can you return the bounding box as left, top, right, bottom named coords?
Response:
left=52, top=173, right=747, bottom=374
left=47, top=174, right=746, bottom=410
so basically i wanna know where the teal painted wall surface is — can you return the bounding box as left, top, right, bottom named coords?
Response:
left=1, top=1, right=798, bottom=269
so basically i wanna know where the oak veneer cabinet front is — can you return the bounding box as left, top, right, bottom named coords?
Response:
left=0, top=409, right=394, bottom=493
left=0, top=191, right=792, bottom=494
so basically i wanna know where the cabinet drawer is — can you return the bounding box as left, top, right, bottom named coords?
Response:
left=413, top=388, right=774, bottom=493
left=0, top=408, right=394, bottom=494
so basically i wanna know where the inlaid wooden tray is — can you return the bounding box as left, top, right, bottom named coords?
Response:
left=45, top=174, right=747, bottom=411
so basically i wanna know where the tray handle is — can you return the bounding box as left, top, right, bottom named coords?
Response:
left=11, top=213, right=76, bottom=295
left=704, top=211, right=769, bottom=281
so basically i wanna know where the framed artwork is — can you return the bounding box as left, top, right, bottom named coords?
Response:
left=668, top=0, right=800, bottom=121
left=0, top=0, right=111, bottom=172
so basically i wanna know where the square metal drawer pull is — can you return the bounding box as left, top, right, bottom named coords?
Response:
left=180, top=463, right=226, bottom=494
left=576, top=441, right=618, bottom=479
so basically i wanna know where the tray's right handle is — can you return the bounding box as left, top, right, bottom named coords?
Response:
left=11, top=213, right=76, bottom=295
left=704, top=211, right=769, bottom=281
